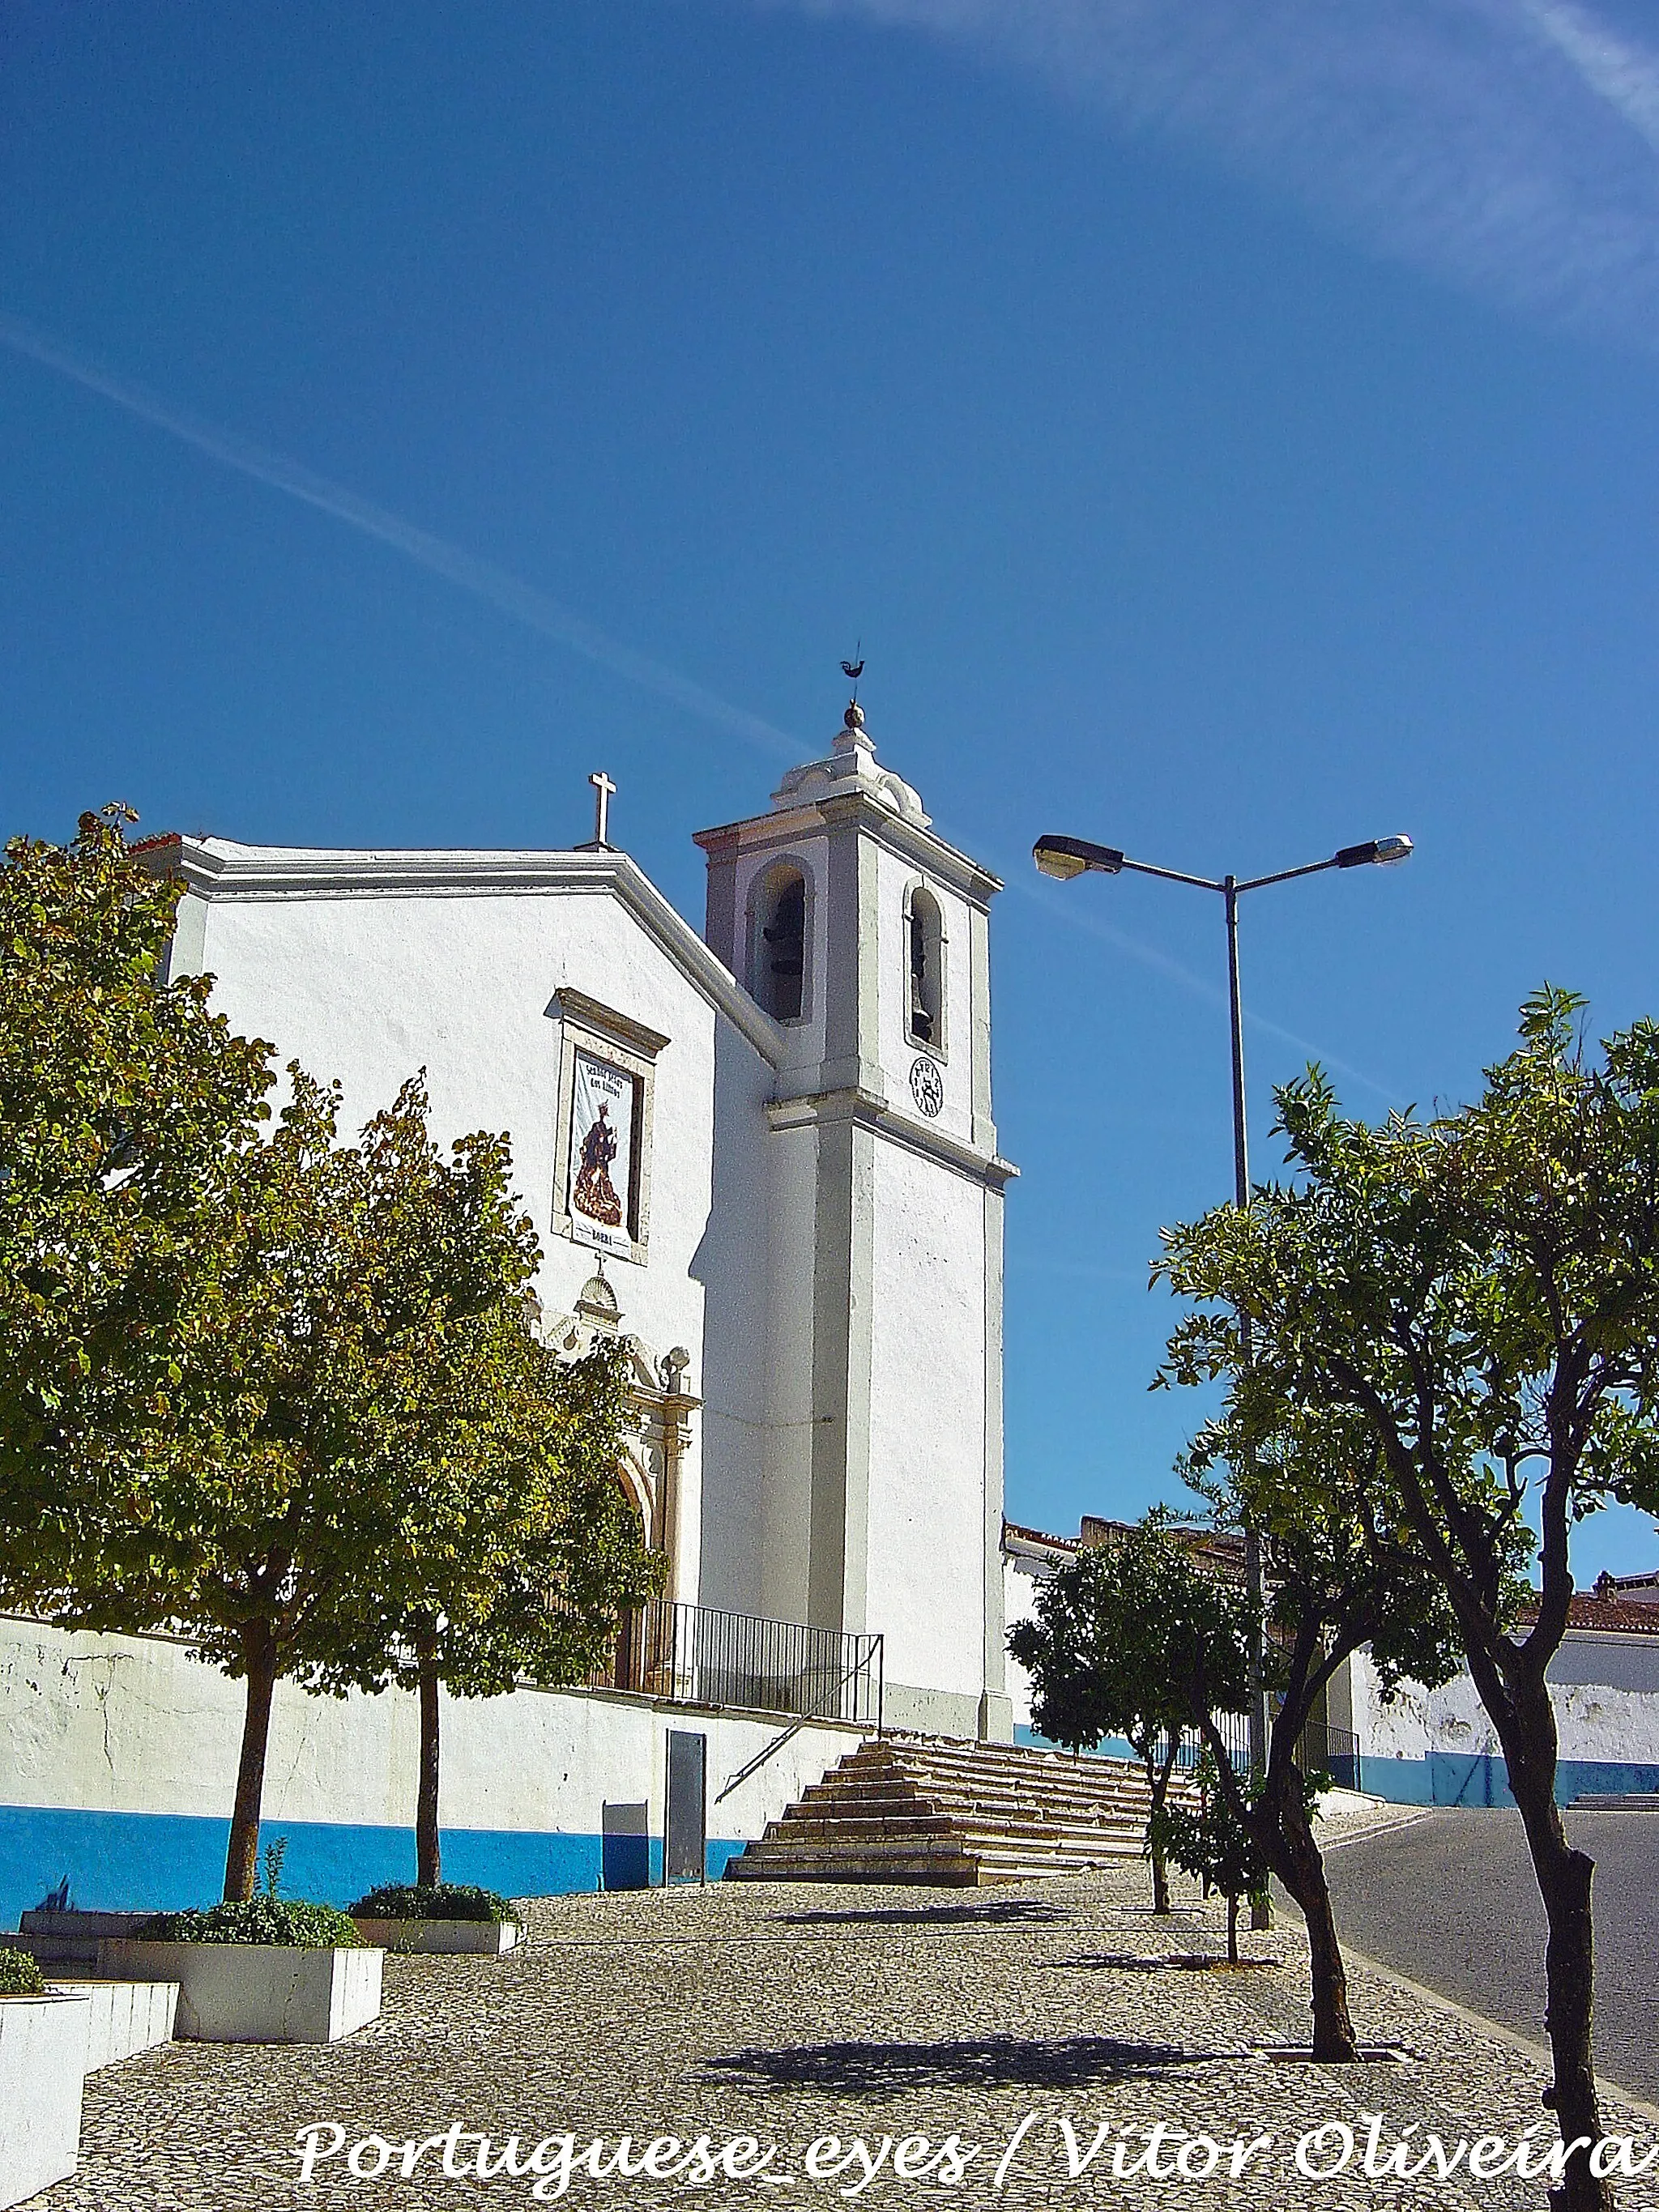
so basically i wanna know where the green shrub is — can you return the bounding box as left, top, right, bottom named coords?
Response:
left=348, top=1882, right=515, bottom=1924
left=135, top=1898, right=362, bottom=1947
left=0, top=1946, right=46, bottom=1995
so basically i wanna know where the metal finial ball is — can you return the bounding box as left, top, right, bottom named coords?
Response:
left=843, top=698, right=865, bottom=731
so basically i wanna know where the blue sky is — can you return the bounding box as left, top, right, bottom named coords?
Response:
left=4, top=0, right=1657, bottom=1581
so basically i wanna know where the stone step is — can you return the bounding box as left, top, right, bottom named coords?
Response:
left=880, top=1737, right=1150, bottom=1774
left=734, top=1843, right=980, bottom=1873
left=802, top=1779, right=1164, bottom=1822
left=839, top=1742, right=1183, bottom=1788
left=808, top=1775, right=1159, bottom=1816
left=816, top=1764, right=1155, bottom=1798
left=773, top=1811, right=1144, bottom=1849
left=726, top=1851, right=982, bottom=1886
left=723, top=1732, right=1179, bottom=1887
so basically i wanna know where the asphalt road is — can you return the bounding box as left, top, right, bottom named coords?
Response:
left=1319, top=1807, right=1659, bottom=2104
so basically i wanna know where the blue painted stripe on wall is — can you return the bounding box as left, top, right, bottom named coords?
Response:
left=1011, top=1728, right=1659, bottom=1809
left=1360, top=1753, right=1659, bottom=1809
left=0, top=1807, right=742, bottom=1929
left=1013, top=1726, right=1144, bottom=1764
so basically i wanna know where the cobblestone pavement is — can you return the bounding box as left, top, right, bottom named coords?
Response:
left=1321, top=1807, right=1659, bottom=2105
left=50, top=1866, right=1657, bottom=2211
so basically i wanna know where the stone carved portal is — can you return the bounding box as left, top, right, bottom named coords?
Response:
left=538, top=1275, right=697, bottom=1601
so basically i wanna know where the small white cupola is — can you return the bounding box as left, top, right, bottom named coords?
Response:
left=769, top=699, right=930, bottom=828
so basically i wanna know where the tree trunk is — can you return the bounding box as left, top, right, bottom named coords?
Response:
left=1203, top=1716, right=1359, bottom=2060
left=1281, top=1822, right=1358, bottom=2061
left=1506, top=1734, right=1610, bottom=2212
left=1282, top=1858, right=1363, bottom=2061
left=1146, top=1743, right=1179, bottom=1915
left=1226, top=1890, right=1239, bottom=1965
left=224, top=1620, right=279, bottom=1903
left=416, top=1639, right=442, bottom=1890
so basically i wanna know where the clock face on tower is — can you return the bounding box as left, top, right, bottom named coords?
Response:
left=909, top=1055, right=945, bottom=1119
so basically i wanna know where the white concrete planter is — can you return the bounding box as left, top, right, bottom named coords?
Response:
left=47, top=1977, right=179, bottom=2071
left=351, top=1916, right=519, bottom=1955
left=0, top=1992, right=90, bottom=2209
left=96, top=1941, right=382, bottom=2044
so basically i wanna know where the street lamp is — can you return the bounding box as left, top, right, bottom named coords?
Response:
left=1031, top=825, right=1413, bottom=1780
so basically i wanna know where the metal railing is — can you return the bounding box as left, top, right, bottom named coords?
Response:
left=1187, top=1711, right=1254, bottom=1775
left=1295, top=1719, right=1362, bottom=1791
left=588, top=1599, right=884, bottom=1726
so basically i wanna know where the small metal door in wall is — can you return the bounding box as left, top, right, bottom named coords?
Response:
left=601, top=1801, right=650, bottom=1890
left=663, top=1730, right=706, bottom=1885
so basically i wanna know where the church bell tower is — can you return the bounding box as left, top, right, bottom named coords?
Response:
left=695, top=692, right=1017, bottom=1741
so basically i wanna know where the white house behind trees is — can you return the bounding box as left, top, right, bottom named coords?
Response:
left=1002, top=1516, right=1659, bottom=1805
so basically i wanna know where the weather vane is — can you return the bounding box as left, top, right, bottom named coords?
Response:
left=840, top=643, right=865, bottom=732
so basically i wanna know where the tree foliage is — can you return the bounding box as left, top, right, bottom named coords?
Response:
left=1158, top=989, right=1659, bottom=2209
left=0, top=806, right=273, bottom=1603
left=1170, top=1405, right=1462, bottom=2056
left=2, top=809, right=656, bottom=1909
left=333, top=1304, right=663, bottom=1886
left=1149, top=1750, right=1271, bottom=1965
left=137, top=1067, right=567, bottom=1900
left=1007, top=1514, right=1246, bottom=1912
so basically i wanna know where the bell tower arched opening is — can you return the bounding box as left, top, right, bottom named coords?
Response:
left=906, top=881, right=945, bottom=1053
left=752, top=862, right=808, bottom=1023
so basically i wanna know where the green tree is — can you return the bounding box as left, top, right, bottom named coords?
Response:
left=1006, top=1514, right=1246, bottom=1913
left=1149, top=1750, right=1269, bottom=1966
left=345, top=1312, right=661, bottom=1889
left=125, top=1068, right=542, bottom=1901
left=0, top=806, right=273, bottom=1603
left=1158, top=990, right=1659, bottom=2211
left=1171, top=1409, right=1465, bottom=2059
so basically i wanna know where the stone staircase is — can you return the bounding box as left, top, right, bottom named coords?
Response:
left=724, top=1733, right=1193, bottom=1886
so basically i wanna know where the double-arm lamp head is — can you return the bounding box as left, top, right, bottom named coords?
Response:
left=1032, top=832, right=1413, bottom=886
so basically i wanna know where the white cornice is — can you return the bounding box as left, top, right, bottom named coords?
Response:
left=156, top=837, right=787, bottom=1064
left=766, top=1084, right=1018, bottom=1191
left=695, top=799, right=1001, bottom=907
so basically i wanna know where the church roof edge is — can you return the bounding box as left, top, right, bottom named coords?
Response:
left=151, top=835, right=788, bottom=1067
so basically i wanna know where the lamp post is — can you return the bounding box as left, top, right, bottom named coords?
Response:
left=1030, top=828, right=1413, bottom=1782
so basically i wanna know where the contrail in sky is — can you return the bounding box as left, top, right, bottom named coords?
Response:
left=753, top=0, right=1659, bottom=350
left=1, top=309, right=1398, bottom=1101
left=1519, top=0, right=1659, bottom=153
left=0, top=313, right=800, bottom=763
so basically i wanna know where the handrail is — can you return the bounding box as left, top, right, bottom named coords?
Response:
left=589, top=1599, right=883, bottom=1729
left=714, top=1634, right=884, bottom=1805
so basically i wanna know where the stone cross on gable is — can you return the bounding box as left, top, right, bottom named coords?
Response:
left=589, top=769, right=617, bottom=848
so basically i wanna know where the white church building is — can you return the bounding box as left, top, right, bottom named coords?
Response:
left=0, top=701, right=1017, bottom=1918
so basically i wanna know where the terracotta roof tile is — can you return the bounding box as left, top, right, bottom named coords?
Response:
left=1520, top=1592, right=1659, bottom=1637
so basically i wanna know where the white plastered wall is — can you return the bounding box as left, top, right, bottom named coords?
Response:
left=754, top=1127, right=819, bottom=1626
left=1002, top=1555, right=1042, bottom=1731
left=190, top=879, right=773, bottom=1612
left=693, top=1023, right=778, bottom=1618
left=0, top=1617, right=861, bottom=1851
left=865, top=1140, right=989, bottom=1714
left=1350, top=1639, right=1659, bottom=1768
